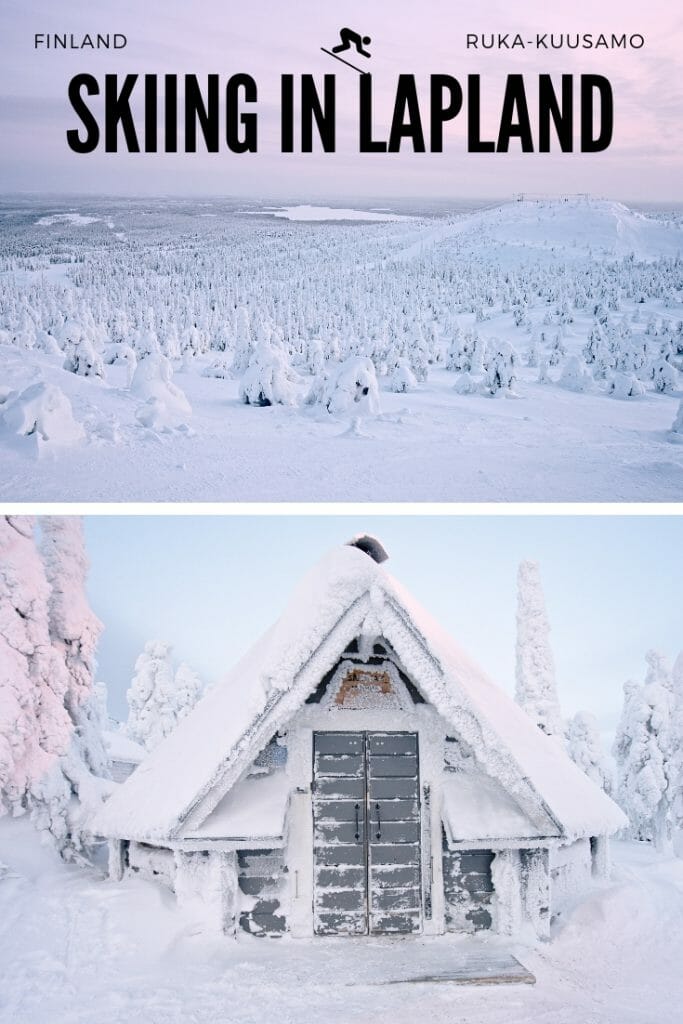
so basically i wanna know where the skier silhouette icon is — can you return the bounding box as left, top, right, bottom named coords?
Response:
left=331, top=27, right=372, bottom=59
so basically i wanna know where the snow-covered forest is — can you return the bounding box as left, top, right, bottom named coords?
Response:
left=1, top=196, right=683, bottom=500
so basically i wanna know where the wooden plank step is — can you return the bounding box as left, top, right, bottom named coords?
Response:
left=364, top=954, right=535, bottom=987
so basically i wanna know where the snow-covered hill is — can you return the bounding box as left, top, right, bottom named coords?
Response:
left=394, top=198, right=683, bottom=262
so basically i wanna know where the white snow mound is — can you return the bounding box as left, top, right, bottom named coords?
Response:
left=322, top=357, right=381, bottom=416
left=0, top=382, right=85, bottom=447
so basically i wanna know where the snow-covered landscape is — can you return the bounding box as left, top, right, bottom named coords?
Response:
left=1, top=516, right=683, bottom=1022
left=2, top=195, right=683, bottom=501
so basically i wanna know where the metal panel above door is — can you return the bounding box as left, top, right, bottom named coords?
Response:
left=312, top=731, right=422, bottom=936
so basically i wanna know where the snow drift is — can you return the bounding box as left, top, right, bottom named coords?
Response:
left=0, top=383, right=85, bottom=449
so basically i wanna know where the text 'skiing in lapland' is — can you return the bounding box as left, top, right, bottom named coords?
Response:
left=66, top=73, right=614, bottom=155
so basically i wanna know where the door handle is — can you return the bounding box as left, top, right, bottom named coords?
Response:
left=375, top=802, right=381, bottom=840
left=354, top=803, right=360, bottom=841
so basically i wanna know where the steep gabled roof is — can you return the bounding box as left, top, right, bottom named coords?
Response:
left=93, top=544, right=626, bottom=844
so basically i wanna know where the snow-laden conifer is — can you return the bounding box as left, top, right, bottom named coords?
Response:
left=515, top=560, right=563, bottom=738
left=613, top=651, right=676, bottom=851
left=565, top=711, right=613, bottom=794
left=126, top=642, right=203, bottom=751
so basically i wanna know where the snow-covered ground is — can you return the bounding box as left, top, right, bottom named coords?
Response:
left=0, top=817, right=681, bottom=1024
left=1, top=196, right=682, bottom=501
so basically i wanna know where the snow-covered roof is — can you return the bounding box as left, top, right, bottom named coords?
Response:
left=441, top=773, right=545, bottom=844
left=93, top=544, right=626, bottom=844
left=185, top=770, right=290, bottom=842
left=103, top=729, right=146, bottom=764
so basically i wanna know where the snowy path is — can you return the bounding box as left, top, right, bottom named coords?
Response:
left=1, top=821, right=681, bottom=1024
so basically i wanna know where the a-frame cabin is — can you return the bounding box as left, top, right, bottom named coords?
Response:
left=94, top=537, right=625, bottom=939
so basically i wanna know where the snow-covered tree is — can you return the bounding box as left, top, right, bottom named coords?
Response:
left=0, top=516, right=63, bottom=811
left=316, top=356, right=381, bottom=417
left=389, top=357, right=417, bottom=393
left=559, top=355, right=592, bottom=393
left=483, top=339, right=519, bottom=395
left=239, top=338, right=299, bottom=408
left=231, top=306, right=253, bottom=377
left=40, top=518, right=109, bottom=778
left=0, top=514, right=113, bottom=860
left=613, top=678, right=640, bottom=826
left=515, top=560, right=563, bottom=738
left=547, top=332, right=567, bottom=367
left=565, top=711, right=612, bottom=794
left=0, top=516, right=102, bottom=858
left=670, top=400, right=683, bottom=439
left=31, top=518, right=111, bottom=858
left=609, top=372, right=645, bottom=400
left=673, top=651, right=683, bottom=850
left=126, top=642, right=203, bottom=751
left=174, top=662, right=203, bottom=713
left=525, top=334, right=540, bottom=368
left=60, top=319, right=106, bottom=379
left=651, top=356, right=678, bottom=394
left=613, top=651, right=676, bottom=851
left=537, top=357, right=551, bottom=384
left=131, top=351, right=192, bottom=430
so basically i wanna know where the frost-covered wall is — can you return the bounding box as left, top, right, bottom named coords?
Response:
left=175, top=850, right=239, bottom=934
left=237, top=848, right=288, bottom=936
left=442, top=842, right=495, bottom=932
left=127, top=842, right=175, bottom=889
left=521, top=848, right=550, bottom=939
left=550, top=838, right=592, bottom=917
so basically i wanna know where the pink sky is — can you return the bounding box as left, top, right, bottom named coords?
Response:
left=1, top=0, right=681, bottom=199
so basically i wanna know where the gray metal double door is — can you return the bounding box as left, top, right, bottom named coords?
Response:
left=312, top=731, right=422, bottom=935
